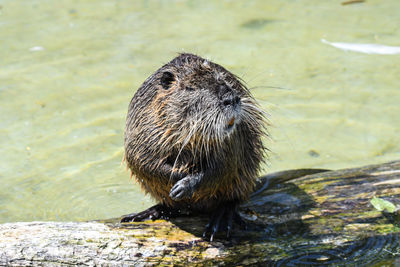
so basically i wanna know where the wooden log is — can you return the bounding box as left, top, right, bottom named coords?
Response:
left=1, top=161, right=400, bottom=266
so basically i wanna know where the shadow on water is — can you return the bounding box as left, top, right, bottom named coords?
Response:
left=270, top=233, right=400, bottom=266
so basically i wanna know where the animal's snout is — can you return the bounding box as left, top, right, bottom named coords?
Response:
left=222, top=95, right=240, bottom=107
left=218, top=84, right=241, bottom=108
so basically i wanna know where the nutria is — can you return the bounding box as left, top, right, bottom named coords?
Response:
left=121, top=53, right=267, bottom=240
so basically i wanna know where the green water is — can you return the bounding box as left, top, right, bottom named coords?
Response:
left=1, top=0, right=399, bottom=223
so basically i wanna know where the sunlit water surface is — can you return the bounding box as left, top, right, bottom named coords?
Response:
left=1, top=0, right=399, bottom=225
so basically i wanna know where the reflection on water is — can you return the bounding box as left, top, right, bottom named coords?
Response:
left=0, top=0, right=399, bottom=225
left=273, top=234, right=400, bottom=266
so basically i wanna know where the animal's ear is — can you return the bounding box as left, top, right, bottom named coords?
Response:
left=160, top=71, right=175, bottom=90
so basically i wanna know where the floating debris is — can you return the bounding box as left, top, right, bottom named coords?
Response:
left=29, top=46, right=45, bottom=52
left=241, top=18, right=274, bottom=29
left=308, top=150, right=320, bottom=158
left=341, top=0, right=365, bottom=5
left=321, top=39, right=400, bottom=55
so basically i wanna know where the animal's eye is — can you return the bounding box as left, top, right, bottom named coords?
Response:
left=186, top=87, right=195, bottom=91
left=160, top=71, right=175, bottom=90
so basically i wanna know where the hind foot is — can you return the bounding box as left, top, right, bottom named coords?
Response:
left=120, top=204, right=182, bottom=223
left=203, top=201, right=247, bottom=241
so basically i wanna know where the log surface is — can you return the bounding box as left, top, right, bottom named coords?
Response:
left=1, top=161, right=400, bottom=266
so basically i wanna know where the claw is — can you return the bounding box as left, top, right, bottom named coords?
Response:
left=203, top=212, right=217, bottom=238
left=169, top=178, right=193, bottom=201
left=169, top=183, right=181, bottom=198
left=202, top=201, right=246, bottom=241
left=210, top=211, right=224, bottom=241
left=226, top=207, right=234, bottom=239
left=202, top=227, right=209, bottom=239
left=121, top=213, right=137, bottom=223
left=120, top=204, right=181, bottom=222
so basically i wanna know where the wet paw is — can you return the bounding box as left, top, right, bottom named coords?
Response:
left=120, top=204, right=178, bottom=222
left=169, top=176, right=195, bottom=201
left=203, top=201, right=247, bottom=241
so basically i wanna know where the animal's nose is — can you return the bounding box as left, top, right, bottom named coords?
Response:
left=222, top=95, right=240, bottom=107
left=218, top=84, right=240, bottom=107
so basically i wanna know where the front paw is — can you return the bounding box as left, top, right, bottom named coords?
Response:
left=169, top=177, right=194, bottom=201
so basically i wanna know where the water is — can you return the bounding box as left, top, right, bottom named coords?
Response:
left=0, top=0, right=399, bottom=223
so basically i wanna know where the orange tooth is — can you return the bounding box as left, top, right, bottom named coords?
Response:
left=228, top=117, right=235, bottom=127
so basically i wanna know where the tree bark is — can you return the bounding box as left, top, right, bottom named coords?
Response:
left=1, top=160, right=400, bottom=266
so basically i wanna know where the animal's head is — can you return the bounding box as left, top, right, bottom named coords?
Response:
left=151, top=54, right=265, bottom=151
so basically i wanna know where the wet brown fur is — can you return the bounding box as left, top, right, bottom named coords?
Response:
left=124, top=53, right=267, bottom=211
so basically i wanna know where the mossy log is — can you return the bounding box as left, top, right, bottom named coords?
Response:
left=1, top=161, right=400, bottom=266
